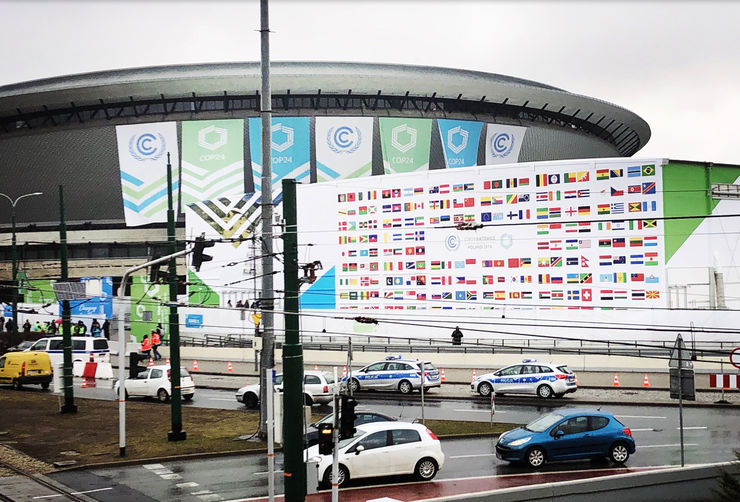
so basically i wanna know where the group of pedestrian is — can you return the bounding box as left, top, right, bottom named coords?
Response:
left=4, top=317, right=111, bottom=339
left=226, top=299, right=250, bottom=308
left=140, top=323, right=163, bottom=361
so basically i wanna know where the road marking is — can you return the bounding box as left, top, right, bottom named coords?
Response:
left=254, top=470, right=285, bottom=475
left=453, top=409, right=506, bottom=414
left=161, top=473, right=183, bottom=480
left=208, top=398, right=237, bottom=402
left=33, top=488, right=113, bottom=499
left=143, top=463, right=165, bottom=469
left=614, top=415, right=666, bottom=420
left=679, top=426, right=707, bottom=430
left=639, top=443, right=698, bottom=448
left=631, top=428, right=657, bottom=432
left=449, top=453, right=496, bottom=459
left=177, top=482, right=200, bottom=488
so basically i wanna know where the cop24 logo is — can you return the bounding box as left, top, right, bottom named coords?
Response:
left=490, top=132, right=515, bottom=158
left=128, top=132, right=166, bottom=161
left=327, top=126, right=362, bottom=154
left=447, top=126, right=469, bottom=154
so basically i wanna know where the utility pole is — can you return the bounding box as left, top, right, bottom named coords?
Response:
left=166, top=153, right=186, bottom=442
left=58, top=185, right=76, bottom=413
left=282, top=179, right=305, bottom=500
left=258, top=0, right=275, bottom=439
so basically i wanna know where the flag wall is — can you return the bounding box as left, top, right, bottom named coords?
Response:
left=296, top=158, right=667, bottom=311
left=115, top=122, right=179, bottom=226
left=315, top=117, right=374, bottom=182
left=181, top=119, right=245, bottom=204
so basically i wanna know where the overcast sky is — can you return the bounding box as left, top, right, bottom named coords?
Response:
left=3, top=1, right=739, bottom=165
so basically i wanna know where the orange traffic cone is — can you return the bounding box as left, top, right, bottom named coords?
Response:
left=148, top=357, right=154, bottom=367
left=227, top=361, right=233, bottom=373
left=192, top=360, right=199, bottom=371
left=81, top=378, right=87, bottom=388
left=342, top=366, right=347, bottom=378
left=574, top=372, right=579, bottom=385
left=643, top=374, right=650, bottom=387
left=166, top=358, right=170, bottom=365
left=441, top=369, right=447, bottom=382
left=613, top=374, right=620, bottom=387
left=313, top=364, right=319, bottom=371
left=471, top=369, right=477, bottom=381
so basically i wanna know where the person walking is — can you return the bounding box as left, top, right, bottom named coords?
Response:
left=102, top=319, right=110, bottom=340
left=150, top=329, right=162, bottom=360
left=140, top=334, right=152, bottom=360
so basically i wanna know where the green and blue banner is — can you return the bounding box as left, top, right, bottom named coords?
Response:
left=249, top=117, right=311, bottom=193
left=379, top=118, right=432, bottom=175
left=181, top=119, right=245, bottom=204
left=438, top=119, right=483, bottom=168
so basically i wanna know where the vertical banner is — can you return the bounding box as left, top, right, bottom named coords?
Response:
left=129, top=276, right=169, bottom=340
left=115, top=122, right=179, bottom=226
left=181, top=119, right=245, bottom=205
left=485, top=124, right=527, bottom=165
left=379, top=118, right=432, bottom=175
left=437, top=119, right=483, bottom=168
left=249, top=117, right=310, bottom=194
left=315, top=117, right=374, bottom=182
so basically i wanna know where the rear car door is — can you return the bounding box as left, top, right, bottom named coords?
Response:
left=389, top=428, right=423, bottom=473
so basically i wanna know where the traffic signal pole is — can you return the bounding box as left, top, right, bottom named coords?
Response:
left=281, top=179, right=305, bottom=500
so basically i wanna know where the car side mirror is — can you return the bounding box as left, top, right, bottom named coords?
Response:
left=554, top=430, right=564, bottom=439
left=355, top=445, right=365, bottom=455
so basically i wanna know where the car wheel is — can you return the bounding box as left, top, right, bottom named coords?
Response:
left=12, top=379, right=22, bottom=391
left=304, top=394, right=313, bottom=406
left=414, top=457, right=438, bottom=480
left=398, top=380, right=413, bottom=394
left=183, top=394, right=194, bottom=401
left=526, top=446, right=546, bottom=468
left=41, top=382, right=50, bottom=390
left=244, top=393, right=258, bottom=409
left=536, top=384, right=553, bottom=399
left=323, top=464, right=349, bottom=487
left=349, top=378, right=360, bottom=393
left=610, top=442, right=630, bottom=464
left=157, top=389, right=170, bottom=402
left=478, top=382, right=493, bottom=397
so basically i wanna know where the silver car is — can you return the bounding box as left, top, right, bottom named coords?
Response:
left=235, top=370, right=337, bottom=408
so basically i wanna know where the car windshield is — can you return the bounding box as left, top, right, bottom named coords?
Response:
left=556, top=365, right=573, bottom=374
left=525, top=412, right=564, bottom=432
left=322, top=372, right=335, bottom=384
left=337, top=427, right=366, bottom=449
left=422, top=362, right=437, bottom=371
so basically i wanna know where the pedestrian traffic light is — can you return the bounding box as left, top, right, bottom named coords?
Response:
left=339, top=395, right=357, bottom=439
left=192, top=235, right=215, bottom=272
left=317, top=423, right=334, bottom=455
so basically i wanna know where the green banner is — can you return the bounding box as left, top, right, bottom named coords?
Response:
left=379, top=118, right=432, bottom=175
left=129, top=275, right=169, bottom=341
left=187, top=269, right=220, bottom=306
left=181, top=119, right=245, bottom=204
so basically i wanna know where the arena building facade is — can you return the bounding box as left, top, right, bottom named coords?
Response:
left=1, top=62, right=737, bottom=343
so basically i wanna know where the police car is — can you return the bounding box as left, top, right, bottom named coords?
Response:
left=344, top=355, right=441, bottom=394
left=471, top=359, right=577, bottom=399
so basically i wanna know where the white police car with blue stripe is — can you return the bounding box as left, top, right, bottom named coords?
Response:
left=471, top=359, right=577, bottom=399
left=345, top=355, right=441, bottom=394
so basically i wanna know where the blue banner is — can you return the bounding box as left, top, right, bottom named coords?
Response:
left=438, top=119, right=483, bottom=168
left=249, top=117, right=311, bottom=192
left=63, top=277, right=113, bottom=319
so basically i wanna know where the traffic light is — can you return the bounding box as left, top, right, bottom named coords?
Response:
left=317, top=423, right=334, bottom=455
left=339, top=395, right=357, bottom=439
left=192, top=235, right=215, bottom=272
left=148, top=260, right=168, bottom=284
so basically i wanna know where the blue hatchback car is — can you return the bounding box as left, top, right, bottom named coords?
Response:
left=495, top=409, right=636, bottom=468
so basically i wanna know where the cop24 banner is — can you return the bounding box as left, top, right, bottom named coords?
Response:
left=484, top=124, right=527, bottom=165
left=379, top=118, right=432, bottom=175
left=249, top=117, right=310, bottom=193
left=181, top=119, right=245, bottom=204
left=115, top=122, right=179, bottom=226
left=315, top=117, right=374, bottom=182
left=437, top=119, right=483, bottom=168
left=65, top=277, right=113, bottom=319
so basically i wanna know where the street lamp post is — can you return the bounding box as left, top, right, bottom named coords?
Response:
left=0, top=192, right=43, bottom=338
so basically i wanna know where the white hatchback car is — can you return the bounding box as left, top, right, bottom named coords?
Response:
left=114, top=364, right=195, bottom=402
left=471, top=359, right=577, bottom=399
left=235, top=370, right=337, bottom=409
left=306, top=421, right=445, bottom=488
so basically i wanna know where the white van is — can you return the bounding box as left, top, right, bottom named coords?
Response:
left=27, top=336, right=111, bottom=366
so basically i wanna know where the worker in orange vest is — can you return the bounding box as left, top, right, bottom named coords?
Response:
left=150, top=330, right=162, bottom=361
left=140, top=334, right=152, bottom=359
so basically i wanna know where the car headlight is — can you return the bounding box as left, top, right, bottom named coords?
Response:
left=508, top=437, right=532, bottom=447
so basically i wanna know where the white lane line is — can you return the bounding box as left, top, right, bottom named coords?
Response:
left=639, top=443, right=698, bottom=448
left=631, top=428, right=656, bottom=432
left=453, top=409, right=506, bottom=414
left=177, top=482, right=200, bottom=488
left=254, top=470, right=285, bottom=475
left=161, top=473, right=183, bottom=480
left=449, top=453, right=496, bottom=459
left=680, top=426, right=708, bottom=430
left=143, top=463, right=165, bottom=469
left=614, top=415, right=666, bottom=420
left=33, top=487, right=114, bottom=499
left=209, top=398, right=238, bottom=402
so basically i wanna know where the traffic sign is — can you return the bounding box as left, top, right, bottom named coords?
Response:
left=731, top=347, right=740, bottom=369
left=668, top=334, right=693, bottom=369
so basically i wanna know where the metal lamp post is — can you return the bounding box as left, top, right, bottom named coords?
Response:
left=0, top=192, right=43, bottom=338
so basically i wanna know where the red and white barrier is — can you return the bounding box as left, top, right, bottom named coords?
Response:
left=709, top=374, right=740, bottom=389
